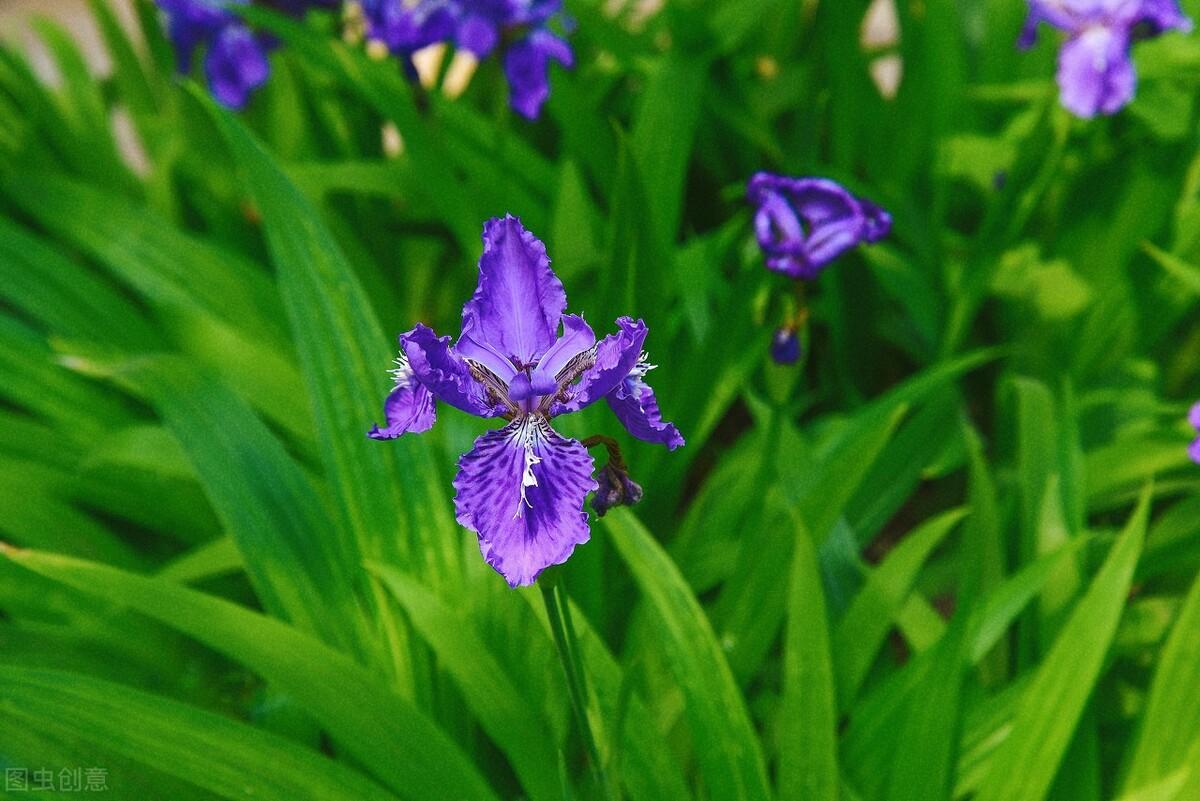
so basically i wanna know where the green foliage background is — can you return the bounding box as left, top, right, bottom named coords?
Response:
left=2, top=1, right=1200, bottom=799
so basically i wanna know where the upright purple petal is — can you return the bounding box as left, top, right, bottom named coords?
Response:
left=453, top=417, right=597, bottom=586
left=402, top=323, right=508, bottom=418
left=503, top=29, right=574, bottom=120
left=553, top=317, right=646, bottom=414
left=530, top=314, right=595, bottom=396
left=1189, top=401, right=1200, bottom=432
left=204, top=25, right=270, bottom=109
left=368, top=355, right=436, bottom=439
left=1057, top=26, right=1136, bottom=118
left=605, top=359, right=684, bottom=451
left=461, top=215, right=567, bottom=365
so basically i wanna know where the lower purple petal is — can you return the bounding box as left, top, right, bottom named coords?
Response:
left=1056, top=26, right=1135, bottom=118
left=1189, top=401, right=1200, bottom=432
left=453, top=418, right=597, bottom=587
left=368, top=358, right=436, bottom=440
left=606, top=365, right=684, bottom=451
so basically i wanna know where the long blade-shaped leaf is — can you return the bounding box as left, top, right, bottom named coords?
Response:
left=779, top=511, right=838, bottom=801
left=973, top=489, right=1149, bottom=801
left=606, top=509, right=772, bottom=801
left=0, top=666, right=401, bottom=801
left=200, top=90, right=457, bottom=589
left=0, top=546, right=499, bottom=801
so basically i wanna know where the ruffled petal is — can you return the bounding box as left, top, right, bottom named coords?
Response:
left=1190, top=437, right=1200, bottom=465
left=367, top=356, right=436, bottom=440
left=461, top=215, right=567, bottom=365
left=453, top=417, right=597, bottom=587
left=401, top=323, right=508, bottom=418
left=605, top=360, right=684, bottom=451
left=1189, top=401, right=1200, bottom=432
left=204, top=25, right=270, bottom=109
left=1056, top=26, right=1135, bottom=117
left=553, top=317, right=646, bottom=414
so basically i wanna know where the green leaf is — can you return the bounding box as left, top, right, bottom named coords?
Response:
left=1123, top=570, right=1200, bottom=796
left=199, top=90, right=458, bottom=598
left=605, top=509, right=772, bottom=801
left=370, top=565, right=562, bottom=801
left=119, top=355, right=350, bottom=647
left=0, top=666, right=401, bottom=801
left=0, top=547, right=500, bottom=801
left=973, top=488, right=1149, bottom=801
left=833, top=507, right=968, bottom=707
left=779, top=512, right=838, bottom=801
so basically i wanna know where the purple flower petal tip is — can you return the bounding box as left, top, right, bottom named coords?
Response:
left=748, top=172, right=891, bottom=279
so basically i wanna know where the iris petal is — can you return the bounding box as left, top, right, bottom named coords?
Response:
left=367, top=360, right=436, bottom=439
left=402, top=323, right=507, bottom=418
left=461, top=215, right=567, bottom=365
left=1056, top=26, right=1135, bottom=118
left=553, top=317, right=646, bottom=414
left=531, top=314, right=596, bottom=396
left=453, top=417, right=597, bottom=587
left=606, top=368, right=684, bottom=451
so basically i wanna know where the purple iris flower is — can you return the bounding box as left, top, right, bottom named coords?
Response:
left=451, top=0, right=574, bottom=119
left=1189, top=402, right=1200, bottom=464
left=1020, top=0, right=1192, bottom=118
left=369, top=215, right=683, bottom=587
left=747, top=172, right=892, bottom=281
left=360, top=0, right=456, bottom=71
left=158, top=0, right=336, bottom=108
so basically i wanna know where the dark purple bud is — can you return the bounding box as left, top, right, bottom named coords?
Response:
left=770, top=327, right=801, bottom=365
left=591, top=462, right=643, bottom=518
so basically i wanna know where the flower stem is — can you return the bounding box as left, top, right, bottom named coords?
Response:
left=540, top=578, right=612, bottom=799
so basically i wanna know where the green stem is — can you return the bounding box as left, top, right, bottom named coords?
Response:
left=540, top=579, right=612, bottom=799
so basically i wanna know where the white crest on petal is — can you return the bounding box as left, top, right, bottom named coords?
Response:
left=512, top=417, right=543, bottom=518
left=388, top=352, right=415, bottom=388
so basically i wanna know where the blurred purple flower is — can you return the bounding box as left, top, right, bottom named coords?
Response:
left=1189, top=402, right=1200, bottom=464
left=451, top=0, right=574, bottom=119
left=157, top=0, right=335, bottom=108
left=360, top=0, right=456, bottom=73
left=369, top=215, right=682, bottom=587
left=1020, top=0, right=1192, bottom=118
left=747, top=172, right=892, bottom=281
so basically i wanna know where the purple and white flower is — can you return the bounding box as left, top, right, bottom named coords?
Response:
left=747, top=172, right=892, bottom=281
left=369, top=215, right=683, bottom=587
left=1020, top=0, right=1192, bottom=118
